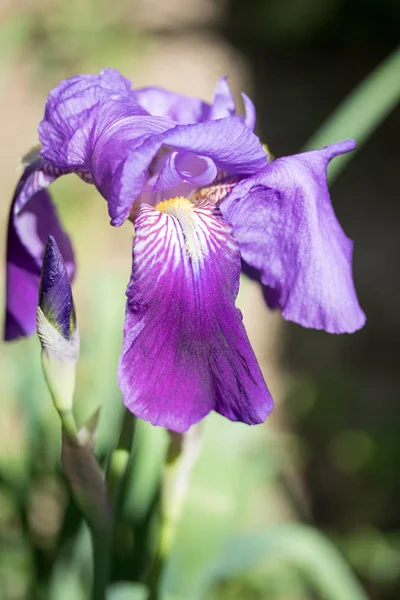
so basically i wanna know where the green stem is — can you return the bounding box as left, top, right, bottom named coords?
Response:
left=59, top=409, right=79, bottom=441
left=61, top=418, right=113, bottom=599
left=91, top=527, right=113, bottom=600
left=106, top=409, right=136, bottom=508
left=147, top=426, right=203, bottom=600
left=88, top=410, right=135, bottom=598
left=148, top=512, right=178, bottom=600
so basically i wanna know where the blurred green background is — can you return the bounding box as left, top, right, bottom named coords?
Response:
left=0, top=1, right=399, bottom=599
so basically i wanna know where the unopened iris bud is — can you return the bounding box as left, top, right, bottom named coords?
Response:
left=37, top=236, right=79, bottom=415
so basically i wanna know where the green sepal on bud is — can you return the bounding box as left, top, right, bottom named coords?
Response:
left=62, top=408, right=112, bottom=531
left=36, top=236, right=79, bottom=415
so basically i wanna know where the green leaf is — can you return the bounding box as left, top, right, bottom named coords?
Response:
left=200, top=523, right=368, bottom=600
left=48, top=525, right=91, bottom=600
left=61, top=430, right=112, bottom=531
left=304, top=45, right=400, bottom=182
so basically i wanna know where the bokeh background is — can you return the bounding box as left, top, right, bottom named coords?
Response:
left=0, top=1, right=399, bottom=599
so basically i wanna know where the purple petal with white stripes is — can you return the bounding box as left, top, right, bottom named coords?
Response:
left=118, top=197, right=273, bottom=432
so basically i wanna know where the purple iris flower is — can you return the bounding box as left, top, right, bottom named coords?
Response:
left=4, top=68, right=365, bottom=432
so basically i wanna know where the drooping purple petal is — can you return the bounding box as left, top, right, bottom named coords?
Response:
left=4, top=161, right=75, bottom=341
left=221, top=140, right=366, bottom=334
left=118, top=198, right=273, bottom=432
left=109, top=118, right=267, bottom=226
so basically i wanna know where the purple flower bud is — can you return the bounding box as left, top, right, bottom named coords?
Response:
left=37, top=236, right=79, bottom=413
left=39, top=235, right=76, bottom=339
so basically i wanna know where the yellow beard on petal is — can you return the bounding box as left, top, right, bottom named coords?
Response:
left=156, top=196, right=203, bottom=263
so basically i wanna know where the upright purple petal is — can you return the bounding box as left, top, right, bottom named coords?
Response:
left=132, top=86, right=209, bottom=124
left=242, top=92, right=256, bottom=130
left=38, top=70, right=262, bottom=227
left=39, top=68, right=148, bottom=170
left=5, top=162, right=75, bottom=341
left=109, top=118, right=267, bottom=226
left=38, top=69, right=179, bottom=211
left=90, top=115, right=173, bottom=201
left=118, top=198, right=273, bottom=432
left=208, top=77, right=236, bottom=120
left=221, top=140, right=366, bottom=334
left=209, top=78, right=256, bottom=130
left=133, top=78, right=257, bottom=130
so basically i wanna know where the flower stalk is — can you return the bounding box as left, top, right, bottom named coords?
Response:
left=37, top=237, right=113, bottom=599
left=36, top=235, right=79, bottom=425
left=106, top=409, right=136, bottom=508
left=148, top=424, right=203, bottom=600
left=62, top=426, right=113, bottom=600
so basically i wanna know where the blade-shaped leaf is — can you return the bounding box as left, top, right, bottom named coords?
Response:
left=199, top=523, right=368, bottom=600
left=304, top=45, right=400, bottom=182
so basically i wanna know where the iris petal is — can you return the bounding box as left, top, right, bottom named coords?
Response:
left=208, top=77, right=236, bottom=120
left=38, top=69, right=263, bottom=227
left=221, top=140, right=366, bottom=334
left=5, top=161, right=75, bottom=340
left=153, top=151, right=217, bottom=191
left=118, top=198, right=273, bottom=432
left=132, top=86, right=209, bottom=124
left=242, top=92, right=256, bottom=130
left=39, top=68, right=146, bottom=169
left=209, top=78, right=256, bottom=130
left=132, top=77, right=256, bottom=130
left=109, top=118, right=267, bottom=226
left=90, top=115, right=173, bottom=201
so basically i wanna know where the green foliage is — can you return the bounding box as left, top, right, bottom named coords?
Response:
left=304, top=45, right=400, bottom=181
left=201, top=524, right=368, bottom=600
